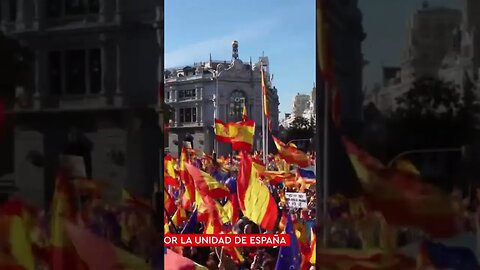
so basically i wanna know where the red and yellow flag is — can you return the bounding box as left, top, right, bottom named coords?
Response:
left=343, top=137, right=460, bottom=238
left=0, top=199, right=35, bottom=270
left=49, top=169, right=85, bottom=270
left=165, top=155, right=179, bottom=187
left=214, top=119, right=232, bottom=143
left=237, top=152, right=278, bottom=230
left=230, top=120, right=255, bottom=152
left=272, top=136, right=310, bottom=168
left=260, top=171, right=295, bottom=185
left=260, top=63, right=272, bottom=131
left=185, top=163, right=230, bottom=199
left=179, top=148, right=196, bottom=210
left=242, top=104, right=248, bottom=121
left=172, top=207, right=188, bottom=227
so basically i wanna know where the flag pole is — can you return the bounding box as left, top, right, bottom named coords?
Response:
left=261, top=64, right=267, bottom=164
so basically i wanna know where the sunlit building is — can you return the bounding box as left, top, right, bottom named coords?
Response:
left=164, top=42, right=280, bottom=157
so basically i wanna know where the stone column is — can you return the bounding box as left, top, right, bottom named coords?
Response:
left=34, top=49, right=47, bottom=109
left=33, top=0, right=44, bottom=30
left=196, top=104, right=200, bottom=124
left=100, top=34, right=108, bottom=95
left=99, top=0, right=106, bottom=22
left=115, top=43, right=122, bottom=94
left=115, top=0, right=123, bottom=22
left=16, top=0, right=25, bottom=30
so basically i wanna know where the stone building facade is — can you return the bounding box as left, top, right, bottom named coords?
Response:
left=165, top=43, right=280, bottom=157
left=0, top=0, right=162, bottom=206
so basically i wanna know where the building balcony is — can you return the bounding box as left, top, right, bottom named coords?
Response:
left=170, top=122, right=204, bottom=128
left=165, top=96, right=203, bottom=104
left=14, top=89, right=124, bottom=112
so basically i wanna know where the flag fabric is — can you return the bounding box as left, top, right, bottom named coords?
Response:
left=0, top=199, right=35, bottom=270
left=181, top=209, right=198, bottom=234
left=272, top=136, right=310, bottom=168
left=185, top=163, right=230, bottom=199
left=171, top=207, right=188, bottom=227
left=214, top=119, right=232, bottom=143
left=179, top=148, right=196, bottom=210
left=230, top=120, right=255, bottom=151
left=49, top=169, right=84, bottom=270
left=165, top=155, right=179, bottom=187
left=164, top=188, right=177, bottom=215
left=164, top=249, right=208, bottom=270
left=342, top=137, right=460, bottom=238
left=64, top=221, right=153, bottom=270
left=237, top=152, right=278, bottom=231
left=275, top=214, right=302, bottom=270
left=296, top=169, right=316, bottom=191
left=307, top=228, right=316, bottom=265
left=418, top=240, right=479, bottom=270
left=260, top=171, right=295, bottom=185
left=260, top=62, right=272, bottom=131
left=394, top=159, right=420, bottom=176
left=317, top=0, right=341, bottom=126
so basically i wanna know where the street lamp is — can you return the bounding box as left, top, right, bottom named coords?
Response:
left=287, top=138, right=313, bottom=146
left=208, top=69, right=220, bottom=154
left=387, top=147, right=465, bottom=168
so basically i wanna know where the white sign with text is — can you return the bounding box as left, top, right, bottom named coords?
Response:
left=285, top=192, right=308, bottom=209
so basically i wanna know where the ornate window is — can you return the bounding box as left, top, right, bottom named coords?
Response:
left=228, top=90, right=247, bottom=122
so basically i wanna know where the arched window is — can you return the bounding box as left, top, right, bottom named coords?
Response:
left=228, top=90, right=247, bottom=122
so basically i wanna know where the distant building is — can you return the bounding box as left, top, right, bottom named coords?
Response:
left=164, top=42, right=280, bottom=157
left=1, top=0, right=162, bottom=206
left=321, top=0, right=366, bottom=124
left=371, top=2, right=462, bottom=114
left=292, top=93, right=311, bottom=118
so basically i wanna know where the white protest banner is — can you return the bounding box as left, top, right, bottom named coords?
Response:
left=285, top=192, right=308, bottom=209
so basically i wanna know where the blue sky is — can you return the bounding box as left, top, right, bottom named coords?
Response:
left=360, top=0, right=461, bottom=88
left=165, top=0, right=315, bottom=117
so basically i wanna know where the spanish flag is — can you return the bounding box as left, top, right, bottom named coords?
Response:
left=260, top=171, right=295, bottom=185
left=165, top=155, right=179, bottom=187
left=237, top=152, right=278, bottom=230
left=260, top=62, right=272, bottom=131
left=172, top=207, right=188, bottom=227
left=0, top=199, right=35, bottom=270
left=214, top=119, right=232, bottom=143
left=185, top=163, right=230, bottom=199
left=202, top=195, right=224, bottom=234
left=230, top=120, right=255, bottom=152
left=242, top=104, right=248, bottom=121
left=179, top=148, right=196, bottom=210
left=307, top=229, right=316, bottom=265
left=49, top=169, right=85, bottom=270
left=343, top=137, right=460, bottom=238
left=164, top=188, right=177, bottom=216
left=272, top=136, right=310, bottom=168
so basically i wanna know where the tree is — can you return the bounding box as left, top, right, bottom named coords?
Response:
left=387, top=76, right=477, bottom=153
left=379, top=76, right=479, bottom=190
left=284, top=116, right=314, bottom=146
